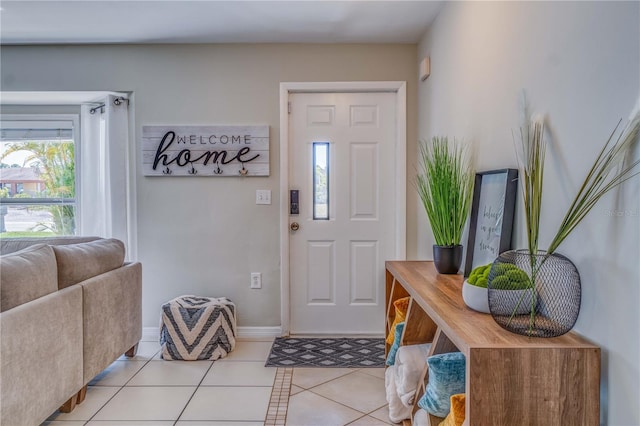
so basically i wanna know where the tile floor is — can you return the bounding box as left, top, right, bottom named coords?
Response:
left=43, top=337, right=398, bottom=426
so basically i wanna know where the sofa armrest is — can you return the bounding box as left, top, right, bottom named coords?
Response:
left=81, top=262, right=142, bottom=384
left=0, top=285, right=83, bottom=426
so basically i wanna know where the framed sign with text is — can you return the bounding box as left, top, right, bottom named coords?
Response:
left=142, top=125, right=269, bottom=176
left=464, top=168, right=518, bottom=276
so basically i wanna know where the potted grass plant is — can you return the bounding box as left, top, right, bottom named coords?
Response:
left=488, top=109, right=640, bottom=337
left=417, top=137, right=475, bottom=274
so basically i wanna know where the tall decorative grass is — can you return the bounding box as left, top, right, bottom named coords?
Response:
left=512, top=110, right=640, bottom=335
left=547, top=115, right=640, bottom=254
left=513, top=117, right=546, bottom=332
left=516, top=112, right=640, bottom=256
left=416, top=137, right=474, bottom=247
left=516, top=117, right=546, bottom=257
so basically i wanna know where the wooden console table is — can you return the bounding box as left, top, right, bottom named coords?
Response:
left=385, top=261, right=600, bottom=426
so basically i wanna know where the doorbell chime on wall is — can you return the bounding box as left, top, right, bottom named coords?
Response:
left=420, top=57, right=430, bottom=81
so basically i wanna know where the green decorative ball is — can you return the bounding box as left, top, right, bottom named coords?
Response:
left=490, top=263, right=531, bottom=290
left=467, top=264, right=491, bottom=288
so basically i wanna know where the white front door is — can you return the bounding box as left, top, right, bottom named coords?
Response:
left=288, top=92, right=398, bottom=334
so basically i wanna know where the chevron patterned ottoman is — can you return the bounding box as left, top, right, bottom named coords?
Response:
left=160, top=295, right=236, bottom=361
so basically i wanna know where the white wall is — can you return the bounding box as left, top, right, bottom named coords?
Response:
left=0, top=44, right=419, bottom=330
left=417, top=2, right=639, bottom=425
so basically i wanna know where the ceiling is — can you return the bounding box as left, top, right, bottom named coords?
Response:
left=0, top=91, right=127, bottom=105
left=0, top=1, right=443, bottom=45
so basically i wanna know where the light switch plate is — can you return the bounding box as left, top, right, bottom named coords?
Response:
left=256, top=190, right=271, bottom=205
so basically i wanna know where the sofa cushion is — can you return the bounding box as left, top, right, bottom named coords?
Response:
left=0, top=244, right=58, bottom=312
left=53, top=238, right=125, bottom=289
left=0, top=236, right=101, bottom=256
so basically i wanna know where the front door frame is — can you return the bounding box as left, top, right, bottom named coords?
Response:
left=279, top=81, right=407, bottom=336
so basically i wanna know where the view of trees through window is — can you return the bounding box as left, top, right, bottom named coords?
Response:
left=0, top=121, right=77, bottom=237
left=313, top=142, right=329, bottom=220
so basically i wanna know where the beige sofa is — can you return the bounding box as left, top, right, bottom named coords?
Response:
left=0, top=237, right=142, bottom=425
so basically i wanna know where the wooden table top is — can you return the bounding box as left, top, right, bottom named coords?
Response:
left=386, top=260, right=598, bottom=354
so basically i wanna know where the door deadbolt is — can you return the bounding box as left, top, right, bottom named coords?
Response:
left=290, top=222, right=300, bottom=231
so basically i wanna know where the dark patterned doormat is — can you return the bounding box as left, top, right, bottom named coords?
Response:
left=265, top=337, right=385, bottom=368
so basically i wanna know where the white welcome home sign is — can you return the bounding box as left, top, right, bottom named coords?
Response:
left=142, top=125, right=269, bottom=176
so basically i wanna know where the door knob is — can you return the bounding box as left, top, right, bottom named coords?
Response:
left=290, top=222, right=300, bottom=231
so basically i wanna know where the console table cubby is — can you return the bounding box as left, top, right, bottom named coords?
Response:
left=385, top=261, right=600, bottom=426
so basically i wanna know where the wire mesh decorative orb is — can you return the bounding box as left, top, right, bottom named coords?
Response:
left=487, top=250, right=581, bottom=338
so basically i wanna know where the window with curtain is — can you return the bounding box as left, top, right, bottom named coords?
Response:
left=0, top=94, right=133, bottom=257
left=80, top=94, right=133, bottom=258
left=0, top=115, right=79, bottom=236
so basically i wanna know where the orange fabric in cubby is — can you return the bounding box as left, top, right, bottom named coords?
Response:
left=439, top=394, right=466, bottom=426
left=386, top=297, right=410, bottom=345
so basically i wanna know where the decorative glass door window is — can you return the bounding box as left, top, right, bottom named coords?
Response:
left=313, top=142, right=329, bottom=220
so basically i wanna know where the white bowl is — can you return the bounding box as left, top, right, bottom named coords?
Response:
left=462, top=280, right=490, bottom=313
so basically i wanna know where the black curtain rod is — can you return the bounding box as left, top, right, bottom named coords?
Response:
left=89, top=104, right=105, bottom=115
left=89, top=97, right=129, bottom=114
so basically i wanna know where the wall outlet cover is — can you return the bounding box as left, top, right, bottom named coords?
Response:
left=250, top=272, right=262, bottom=289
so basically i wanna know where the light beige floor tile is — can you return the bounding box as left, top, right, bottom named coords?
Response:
left=41, top=422, right=86, bottom=425
left=179, top=386, right=271, bottom=421
left=92, top=387, right=195, bottom=421
left=285, top=390, right=363, bottom=426
left=291, top=368, right=354, bottom=389
left=86, top=422, right=173, bottom=425
left=176, top=422, right=263, bottom=426
left=290, top=384, right=304, bottom=395
left=89, top=361, right=147, bottom=386
left=151, top=350, right=202, bottom=361
left=118, top=342, right=161, bottom=361
left=369, top=406, right=399, bottom=425
left=311, top=371, right=387, bottom=413
left=219, top=341, right=273, bottom=361
left=127, top=360, right=212, bottom=386
left=48, top=387, right=120, bottom=421
left=201, top=361, right=276, bottom=386
left=358, top=368, right=385, bottom=379
left=348, top=415, right=392, bottom=425
left=153, top=341, right=273, bottom=361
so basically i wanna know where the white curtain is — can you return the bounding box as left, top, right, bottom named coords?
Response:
left=80, top=94, right=133, bottom=257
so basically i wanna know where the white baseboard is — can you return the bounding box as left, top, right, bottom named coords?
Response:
left=237, top=326, right=282, bottom=339
left=142, top=327, right=160, bottom=342
left=143, top=326, right=282, bottom=342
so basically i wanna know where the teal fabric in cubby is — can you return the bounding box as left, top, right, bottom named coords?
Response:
left=385, top=322, right=405, bottom=366
left=417, top=352, right=466, bottom=417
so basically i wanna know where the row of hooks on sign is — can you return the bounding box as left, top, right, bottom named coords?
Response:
left=162, top=162, right=248, bottom=176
